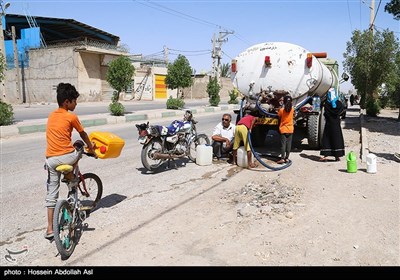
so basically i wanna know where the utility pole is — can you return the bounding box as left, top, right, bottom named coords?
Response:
left=163, top=45, right=168, bottom=65
left=12, top=25, right=22, bottom=103
left=0, top=1, right=10, bottom=101
left=211, top=33, right=216, bottom=79
left=211, top=30, right=234, bottom=84
left=369, top=0, right=375, bottom=34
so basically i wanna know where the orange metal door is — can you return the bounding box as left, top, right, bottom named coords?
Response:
left=155, top=75, right=167, bottom=99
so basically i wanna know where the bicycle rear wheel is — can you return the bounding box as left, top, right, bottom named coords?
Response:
left=53, top=200, right=76, bottom=260
left=78, top=173, right=103, bottom=210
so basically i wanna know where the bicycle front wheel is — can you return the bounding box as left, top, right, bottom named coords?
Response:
left=188, top=133, right=210, bottom=162
left=78, top=173, right=103, bottom=210
left=53, top=200, right=76, bottom=260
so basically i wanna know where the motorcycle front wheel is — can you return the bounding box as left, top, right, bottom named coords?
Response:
left=141, top=138, right=164, bottom=171
left=188, top=133, right=210, bottom=162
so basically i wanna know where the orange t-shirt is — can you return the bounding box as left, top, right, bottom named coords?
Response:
left=278, top=107, right=294, bottom=134
left=46, top=108, right=84, bottom=157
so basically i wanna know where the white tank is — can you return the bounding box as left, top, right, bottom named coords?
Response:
left=231, top=42, right=335, bottom=104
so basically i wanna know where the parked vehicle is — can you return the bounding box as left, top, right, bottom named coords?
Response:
left=231, top=42, right=348, bottom=148
left=135, top=110, right=210, bottom=171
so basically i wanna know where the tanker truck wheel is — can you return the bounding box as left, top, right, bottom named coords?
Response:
left=307, top=107, right=325, bottom=149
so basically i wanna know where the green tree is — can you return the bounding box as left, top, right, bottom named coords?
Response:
left=343, top=29, right=399, bottom=116
left=0, top=53, right=14, bottom=126
left=385, top=50, right=400, bottom=120
left=221, top=62, right=230, bottom=78
left=106, top=56, right=135, bottom=116
left=385, top=0, right=400, bottom=120
left=385, top=0, right=400, bottom=20
left=207, top=77, right=221, bottom=106
left=165, top=54, right=193, bottom=99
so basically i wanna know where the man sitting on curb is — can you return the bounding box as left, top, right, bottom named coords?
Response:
left=211, top=113, right=235, bottom=160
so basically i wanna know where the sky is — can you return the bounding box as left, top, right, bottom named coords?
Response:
left=4, top=0, right=400, bottom=93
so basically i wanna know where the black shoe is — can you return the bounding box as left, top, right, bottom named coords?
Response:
left=44, top=232, right=54, bottom=240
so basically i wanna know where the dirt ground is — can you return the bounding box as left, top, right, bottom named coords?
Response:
left=219, top=106, right=400, bottom=266
left=2, top=106, right=398, bottom=267
left=198, top=107, right=399, bottom=266
left=73, top=106, right=399, bottom=266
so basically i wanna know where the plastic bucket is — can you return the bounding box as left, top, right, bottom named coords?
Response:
left=196, top=145, right=212, bottom=166
left=366, top=153, right=377, bottom=174
left=346, top=151, right=357, bottom=173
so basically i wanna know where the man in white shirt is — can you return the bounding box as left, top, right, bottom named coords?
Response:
left=212, top=113, right=235, bottom=159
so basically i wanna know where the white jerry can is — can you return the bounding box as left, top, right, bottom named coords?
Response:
left=366, top=153, right=377, bottom=174
left=196, top=145, right=212, bottom=166
left=237, top=146, right=253, bottom=168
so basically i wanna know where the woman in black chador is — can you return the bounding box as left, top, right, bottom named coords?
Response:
left=320, top=88, right=345, bottom=161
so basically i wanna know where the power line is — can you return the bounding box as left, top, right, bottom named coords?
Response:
left=169, top=51, right=211, bottom=57
left=371, top=0, right=382, bottom=28
left=169, top=48, right=210, bottom=53
left=135, top=0, right=231, bottom=31
left=347, top=0, right=353, bottom=31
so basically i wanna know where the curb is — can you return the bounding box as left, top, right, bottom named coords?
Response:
left=0, top=104, right=240, bottom=139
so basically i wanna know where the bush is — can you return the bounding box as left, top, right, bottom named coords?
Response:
left=365, top=97, right=380, bottom=117
left=0, top=100, right=14, bottom=126
left=109, top=101, right=125, bottom=116
left=166, top=96, right=185, bottom=109
left=228, top=88, right=239, bottom=104
left=207, top=77, right=221, bottom=106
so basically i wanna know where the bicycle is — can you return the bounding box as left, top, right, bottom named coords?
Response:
left=53, top=140, right=103, bottom=260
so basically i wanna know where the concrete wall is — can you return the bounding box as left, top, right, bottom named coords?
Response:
left=182, top=76, right=234, bottom=100
left=2, top=45, right=233, bottom=104
left=77, top=52, right=103, bottom=102
left=2, top=46, right=122, bottom=104
left=4, top=47, right=79, bottom=103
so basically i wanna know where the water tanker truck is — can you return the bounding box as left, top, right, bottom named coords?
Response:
left=231, top=41, right=348, bottom=149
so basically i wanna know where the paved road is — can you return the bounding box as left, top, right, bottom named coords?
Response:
left=12, top=98, right=223, bottom=122
left=2, top=99, right=237, bottom=139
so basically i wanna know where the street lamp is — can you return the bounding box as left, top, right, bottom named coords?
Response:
left=0, top=1, right=10, bottom=99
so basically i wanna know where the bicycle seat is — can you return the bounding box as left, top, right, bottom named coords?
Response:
left=56, top=164, right=73, bottom=174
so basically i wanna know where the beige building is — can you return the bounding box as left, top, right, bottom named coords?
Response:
left=1, top=14, right=233, bottom=105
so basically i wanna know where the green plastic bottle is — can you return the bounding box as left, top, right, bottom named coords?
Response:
left=346, top=151, right=357, bottom=173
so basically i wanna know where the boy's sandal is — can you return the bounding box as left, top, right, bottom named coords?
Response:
left=44, top=232, right=54, bottom=240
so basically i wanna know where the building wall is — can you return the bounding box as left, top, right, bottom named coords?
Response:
left=77, top=52, right=103, bottom=102
left=2, top=46, right=233, bottom=104
left=182, top=76, right=234, bottom=100
left=2, top=47, right=123, bottom=104
left=4, top=47, right=79, bottom=103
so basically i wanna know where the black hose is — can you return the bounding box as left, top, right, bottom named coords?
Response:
left=247, top=131, right=292, bottom=170
left=239, top=96, right=292, bottom=170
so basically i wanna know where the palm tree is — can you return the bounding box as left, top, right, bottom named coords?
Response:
left=220, top=62, right=230, bottom=78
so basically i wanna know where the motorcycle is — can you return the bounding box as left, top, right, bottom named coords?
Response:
left=135, top=110, right=210, bottom=171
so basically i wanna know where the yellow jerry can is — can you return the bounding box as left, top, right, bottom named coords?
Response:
left=89, top=131, right=125, bottom=159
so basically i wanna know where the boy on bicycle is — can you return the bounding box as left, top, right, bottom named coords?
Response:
left=44, top=83, right=97, bottom=240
